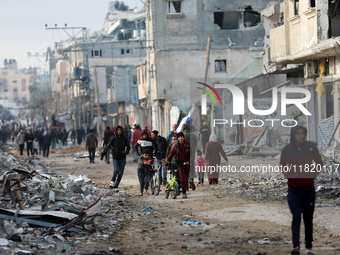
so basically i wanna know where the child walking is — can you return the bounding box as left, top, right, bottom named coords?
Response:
left=33, top=137, right=39, bottom=156
left=195, top=150, right=207, bottom=185
left=137, top=151, right=153, bottom=196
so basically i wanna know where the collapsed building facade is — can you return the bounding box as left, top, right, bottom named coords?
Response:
left=262, top=0, right=340, bottom=148
left=49, top=1, right=146, bottom=131
left=142, top=0, right=273, bottom=136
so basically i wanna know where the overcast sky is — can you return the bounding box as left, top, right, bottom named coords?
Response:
left=0, top=0, right=144, bottom=70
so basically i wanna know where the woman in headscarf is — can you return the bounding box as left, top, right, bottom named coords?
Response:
left=205, top=134, right=228, bottom=184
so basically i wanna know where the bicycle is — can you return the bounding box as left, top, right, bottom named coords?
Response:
left=149, top=164, right=161, bottom=195
left=164, top=168, right=181, bottom=199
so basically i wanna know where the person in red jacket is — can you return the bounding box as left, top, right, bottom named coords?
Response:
left=131, top=124, right=142, bottom=163
left=280, top=125, right=323, bottom=255
left=144, top=125, right=151, bottom=137
left=166, top=132, right=190, bottom=199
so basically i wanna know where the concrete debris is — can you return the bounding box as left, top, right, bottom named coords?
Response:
left=224, top=144, right=246, bottom=156
left=321, top=139, right=340, bottom=162
left=247, top=146, right=280, bottom=158
left=73, top=151, right=102, bottom=158
left=224, top=171, right=340, bottom=202
left=0, top=145, right=133, bottom=253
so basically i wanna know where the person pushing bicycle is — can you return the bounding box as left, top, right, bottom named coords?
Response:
left=166, top=132, right=191, bottom=199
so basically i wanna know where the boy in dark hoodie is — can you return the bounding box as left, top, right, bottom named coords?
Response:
left=280, top=125, right=323, bottom=255
left=137, top=151, right=153, bottom=195
left=135, top=129, right=155, bottom=157
left=100, top=125, right=130, bottom=192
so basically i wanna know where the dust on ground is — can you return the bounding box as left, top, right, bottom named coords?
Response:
left=20, top=145, right=340, bottom=254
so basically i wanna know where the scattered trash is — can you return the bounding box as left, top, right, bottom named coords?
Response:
left=142, top=206, right=153, bottom=212
left=182, top=221, right=199, bottom=225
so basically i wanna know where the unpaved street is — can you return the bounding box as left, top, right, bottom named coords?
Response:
left=16, top=145, right=340, bottom=254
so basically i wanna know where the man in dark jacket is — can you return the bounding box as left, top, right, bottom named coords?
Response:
left=280, top=125, right=323, bottom=255
left=182, top=123, right=197, bottom=190
left=85, top=129, right=98, bottom=163
left=76, top=128, right=83, bottom=145
left=24, top=129, right=34, bottom=156
left=200, top=122, right=210, bottom=154
left=62, top=129, right=68, bottom=146
left=103, top=126, right=114, bottom=164
left=70, top=127, right=76, bottom=145
left=42, top=131, right=51, bottom=157
left=151, top=130, right=168, bottom=185
left=50, top=130, right=57, bottom=149
left=100, top=125, right=130, bottom=192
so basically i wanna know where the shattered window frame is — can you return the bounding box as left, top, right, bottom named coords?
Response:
left=310, top=0, right=315, bottom=8
left=214, top=11, right=241, bottom=30
left=243, top=6, right=261, bottom=28
left=167, top=1, right=182, bottom=14
left=294, top=0, right=299, bottom=16
left=121, top=49, right=125, bottom=55
left=215, top=60, right=227, bottom=73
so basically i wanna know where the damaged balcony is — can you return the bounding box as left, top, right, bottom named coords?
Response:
left=271, top=37, right=340, bottom=65
left=270, top=0, right=340, bottom=65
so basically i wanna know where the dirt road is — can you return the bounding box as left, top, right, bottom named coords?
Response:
left=15, top=145, right=340, bottom=254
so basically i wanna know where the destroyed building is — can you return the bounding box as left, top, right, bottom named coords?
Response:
left=49, top=1, right=146, bottom=130
left=263, top=0, right=340, bottom=147
left=141, top=0, right=273, bottom=136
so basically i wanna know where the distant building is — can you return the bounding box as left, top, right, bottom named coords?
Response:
left=0, top=59, right=37, bottom=118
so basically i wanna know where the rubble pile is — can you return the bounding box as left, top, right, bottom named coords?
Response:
left=222, top=176, right=288, bottom=201
left=321, top=139, right=340, bottom=162
left=223, top=172, right=340, bottom=202
left=0, top=145, right=147, bottom=254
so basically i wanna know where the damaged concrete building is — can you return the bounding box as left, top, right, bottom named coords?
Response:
left=50, top=1, right=146, bottom=130
left=262, top=0, right=340, bottom=148
left=142, top=0, right=273, bottom=136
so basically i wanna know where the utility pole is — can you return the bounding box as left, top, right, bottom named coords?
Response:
left=45, top=25, right=90, bottom=129
left=93, top=67, right=102, bottom=145
left=199, top=37, right=212, bottom=131
left=203, top=37, right=212, bottom=85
